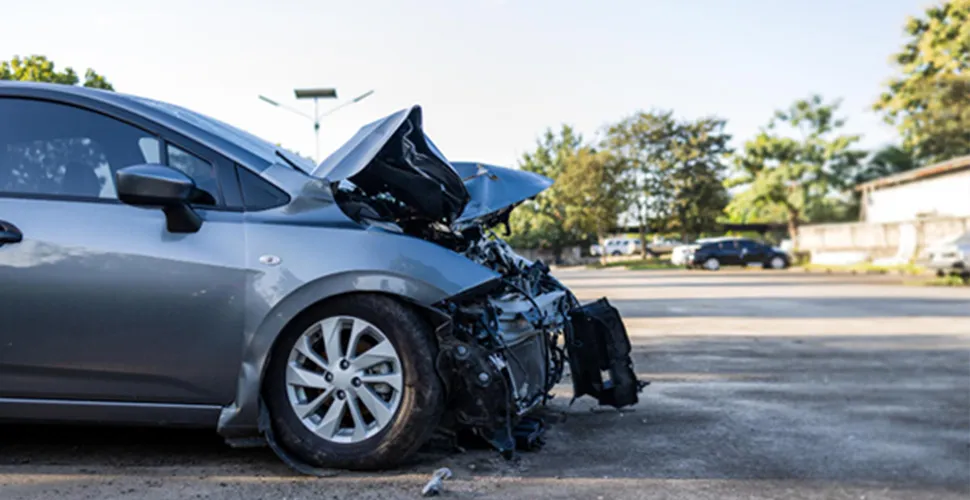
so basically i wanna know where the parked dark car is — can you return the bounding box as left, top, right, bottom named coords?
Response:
left=688, top=237, right=790, bottom=271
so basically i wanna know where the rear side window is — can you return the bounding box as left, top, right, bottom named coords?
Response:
left=0, top=98, right=157, bottom=200
left=237, top=165, right=289, bottom=210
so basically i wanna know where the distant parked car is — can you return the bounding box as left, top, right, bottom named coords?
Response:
left=646, top=237, right=681, bottom=255
left=924, top=231, right=970, bottom=280
left=671, top=237, right=718, bottom=266
left=592, top=237, right=641, bottom=256
left=688, top=238, right=790, bottom=271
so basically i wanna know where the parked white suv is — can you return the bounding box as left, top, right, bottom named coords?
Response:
left=924, top=231, right=970, bottom=280
left=591, top=237, right=642, bottom=256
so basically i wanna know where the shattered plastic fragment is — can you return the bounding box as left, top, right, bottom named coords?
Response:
left=421, top=467, right=453, bottom=497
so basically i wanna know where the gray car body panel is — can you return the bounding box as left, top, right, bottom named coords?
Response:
left=0, top=83, right=501, bottom=438
left=218, top=166, right=499, bottom=437
left=0, top=198, right=248, bottom=404
left=451, top=161, right=553, bottom=225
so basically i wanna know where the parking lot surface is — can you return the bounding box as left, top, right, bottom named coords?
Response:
left=2, top=268, right=968, bottom=499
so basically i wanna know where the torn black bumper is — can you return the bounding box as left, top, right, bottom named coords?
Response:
left=565, top=298, right=646, bottom=408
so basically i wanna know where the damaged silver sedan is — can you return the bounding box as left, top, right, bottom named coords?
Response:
left=0, top=82, right=643, bottom=471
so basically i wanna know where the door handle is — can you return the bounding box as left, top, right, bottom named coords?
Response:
left=0, top=220, right=22, bottom=245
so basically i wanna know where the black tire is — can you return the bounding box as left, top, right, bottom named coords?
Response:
left=703, top=257, right=720, bottom=271
left=263, top=294, right=444, bottom=470
left=766, top=255, right=789, bottom=270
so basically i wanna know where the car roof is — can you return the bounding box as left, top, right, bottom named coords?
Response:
left=0, top=81, right=302, bottom=172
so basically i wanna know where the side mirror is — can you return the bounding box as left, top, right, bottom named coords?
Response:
left=116, top=164, right=203, bottom=233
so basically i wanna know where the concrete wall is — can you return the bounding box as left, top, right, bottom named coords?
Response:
left=798, top=216, right=970, bottom=259
left=864, top=169, right=970, bottom=223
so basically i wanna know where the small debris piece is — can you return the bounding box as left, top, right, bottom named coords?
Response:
left=421, top=467, right=453, bottom=497
left=512, top=416, right=546, bottom=451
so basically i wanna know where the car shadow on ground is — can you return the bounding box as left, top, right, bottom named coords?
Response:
left=0, top=425, right=286, bottom=471
left=1, top=334, right=966, bottom=496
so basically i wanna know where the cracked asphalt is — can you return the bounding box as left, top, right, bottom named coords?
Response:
left=1, top=268, right=968, bottom=499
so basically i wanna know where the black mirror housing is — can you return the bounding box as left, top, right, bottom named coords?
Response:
left=115, top=164, right=203, bottom=233
left=116, top=164, right=194, bottom=205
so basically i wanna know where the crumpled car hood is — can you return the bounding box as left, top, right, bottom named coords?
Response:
left=451, top=161, right=552, bottom=226
left=312, top=105, right=470, bottom=224
left=313, top=106, right=553, bottom=227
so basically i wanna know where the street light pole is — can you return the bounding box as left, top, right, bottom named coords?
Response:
left=258, top=88, right=374, bottom=162
left=313, top=98, right=321, bottom=161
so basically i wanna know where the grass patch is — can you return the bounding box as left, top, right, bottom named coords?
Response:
left=918, top=275, right=970, bottom=287
left=587, top=259, right=680, bottom=271
left=800, top=262, right=927, bottom=276
left=627, top=260, right=681, bottom=270
left=586, top=260, right=638, bottom=269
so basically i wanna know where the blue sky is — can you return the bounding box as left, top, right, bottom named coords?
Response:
left=2, top=0, right=927, bottom=166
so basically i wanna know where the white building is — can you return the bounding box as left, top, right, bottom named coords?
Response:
left=857, top=155, right=970, bottom=223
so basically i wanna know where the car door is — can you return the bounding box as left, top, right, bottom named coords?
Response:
left=717, top=240, right=742, bottom=265
left=0, top=97, right=247, bottom=405
left=740, top=240, right=766, bottom=264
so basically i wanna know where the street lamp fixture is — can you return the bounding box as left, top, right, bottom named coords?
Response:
left=258, top=88, right=374, bottom=162
left=294, top=88, right=338, bottom=99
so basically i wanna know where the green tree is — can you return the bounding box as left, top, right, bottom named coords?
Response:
left=507, top=126, right=587, bottom=258
left=664, top=117, right=731, bottom=241
left=852, top=145, right=917, bottom=185
left=726, top=95, right=865, bottom=247
left=874, top=0, right=970, bottom=163
left=604, top=110, right=678, bottom=255
left=0, top=55, right=114, bottom=90
left=605, top=112, right=731, bottom=247
left=555, top=148, right=629, bottom=263
left=508, top=125, right=628, bottom=261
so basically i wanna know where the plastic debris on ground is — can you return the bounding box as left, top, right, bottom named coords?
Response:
left=421, top=467, right=453, bottom=497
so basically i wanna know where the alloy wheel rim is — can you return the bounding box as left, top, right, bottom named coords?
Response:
left=771, top=257, right=784, bottom=269
left=285, top=316, right=403, bottom=444
left=705, top=258, right=719, bottom=270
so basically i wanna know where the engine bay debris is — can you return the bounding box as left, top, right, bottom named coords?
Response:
left=325, top=105, right=647, bottom=463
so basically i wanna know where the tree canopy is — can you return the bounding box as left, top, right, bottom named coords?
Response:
left=726, top=95, right=865, bottom=244
left=506, top=126, right=599, bottom=256
left=603, top=111, right=730, bottom=247
left=0, top=55, right=114, bottom=90
left=874, top=0, right=970, bottom=163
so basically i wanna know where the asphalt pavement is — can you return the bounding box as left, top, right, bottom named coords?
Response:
left=1, top=268, right=968, bottom=499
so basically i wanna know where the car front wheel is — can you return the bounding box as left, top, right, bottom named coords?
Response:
left=768, top=255, right=787, bottom=270
left=263, top=294, right=444, bottom=470
left=703, top=257, right=720, bottom=271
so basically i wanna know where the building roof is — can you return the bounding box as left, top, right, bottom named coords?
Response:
left=856, top=154, right=970, bottom=191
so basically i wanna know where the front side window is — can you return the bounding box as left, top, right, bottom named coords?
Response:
left=166, top=144, right=220, bottom=204
left=0, top=98, right=156, bottom=200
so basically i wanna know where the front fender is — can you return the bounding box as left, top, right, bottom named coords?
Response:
left=217, top=220, right=499, bottom=440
